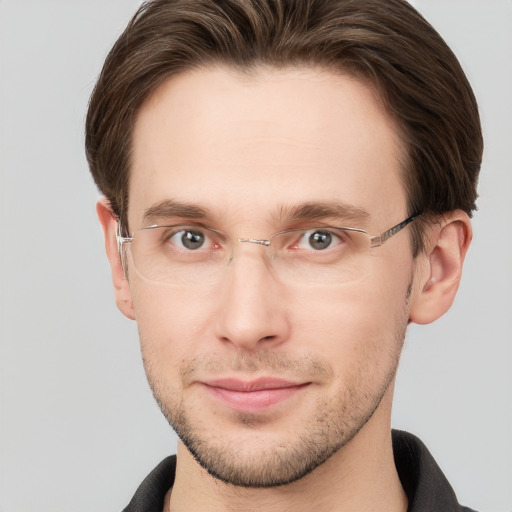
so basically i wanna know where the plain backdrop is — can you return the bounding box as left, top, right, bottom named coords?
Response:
left=0, top=1, right=511, bottom=511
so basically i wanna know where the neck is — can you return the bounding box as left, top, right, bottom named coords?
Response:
left=166, top=391, right=407, bottom=512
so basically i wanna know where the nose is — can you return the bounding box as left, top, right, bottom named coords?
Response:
left=214, top=244, right=291, bottom=352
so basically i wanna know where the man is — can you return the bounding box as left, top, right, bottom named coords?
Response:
left=85, top=0, right=482, bottom=510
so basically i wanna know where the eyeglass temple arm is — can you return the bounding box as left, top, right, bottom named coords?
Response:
left=369, top=214, right=420, bottom=248
left=116, top=222, right=134, bottom=277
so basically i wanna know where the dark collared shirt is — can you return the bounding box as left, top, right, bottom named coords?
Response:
left=122, top=430, right=477, bottom=512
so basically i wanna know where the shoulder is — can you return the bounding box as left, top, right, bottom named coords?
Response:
left=122, top=455, right=176, bottom=512
left=392, top=430, right=478, bottom=512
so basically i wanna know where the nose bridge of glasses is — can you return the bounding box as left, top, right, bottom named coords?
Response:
left=237, top=237, right=271, bottom=247
left=228, top=236, right=276, bottom=269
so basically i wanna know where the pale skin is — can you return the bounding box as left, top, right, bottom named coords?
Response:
left=98, top=66, right=472, bottom=511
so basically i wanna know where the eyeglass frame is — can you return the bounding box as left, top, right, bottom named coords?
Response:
left=116, top=213, right=421, bottom=279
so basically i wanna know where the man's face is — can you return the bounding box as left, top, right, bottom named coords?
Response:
left=124, top=66, right=418, bottom=486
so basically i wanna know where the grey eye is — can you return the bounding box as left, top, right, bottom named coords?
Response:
left=293, top=229, right=340, bottom=251
left=287, top=229, right=337, bottom=251
left=308, top=231, right=332, bottom=250
left=173, top=229, right=206, bottom=250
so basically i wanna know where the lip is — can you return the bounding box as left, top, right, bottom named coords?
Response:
left=202, top=377, right=310, bottom=413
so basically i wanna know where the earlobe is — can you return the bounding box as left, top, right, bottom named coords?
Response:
left=96, top=198, right=136, bottom=320
left=409, top=211, right=472, bottom=325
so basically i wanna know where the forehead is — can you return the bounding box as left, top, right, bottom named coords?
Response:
left=128, top=66, right=407, bottom=229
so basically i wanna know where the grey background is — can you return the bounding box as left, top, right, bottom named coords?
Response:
left=0, top=1, right=510, bottom=511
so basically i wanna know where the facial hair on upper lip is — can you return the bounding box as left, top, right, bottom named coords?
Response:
left=178, top=350, right=333, bottom=386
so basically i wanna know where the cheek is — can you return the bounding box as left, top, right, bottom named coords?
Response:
left=292, top=266, right=411, bottom=375
left=130, top=284, right=218, bottom=366
left=129, top=250, right=413, bottom=384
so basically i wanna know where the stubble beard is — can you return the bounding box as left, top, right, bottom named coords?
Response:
left=142, top=287, right=411, bottom=488
left=167, top=381, right=391, bottom=488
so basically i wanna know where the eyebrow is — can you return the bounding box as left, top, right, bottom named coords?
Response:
left=274, top=201, right=370, bottom=226
left=142, top=199, right=210, bottom=225
left=141, top=199, right=370, bottom=228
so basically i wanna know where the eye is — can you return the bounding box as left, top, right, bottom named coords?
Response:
left=296, top=229, right=341, bottom=251
left=168, top=229, right=209, bottom=250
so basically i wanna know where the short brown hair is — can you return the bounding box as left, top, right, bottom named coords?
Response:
left=85, top=0, right=482, bottom=254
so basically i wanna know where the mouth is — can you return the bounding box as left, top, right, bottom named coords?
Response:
left=201, top=377, right=311, bottom=413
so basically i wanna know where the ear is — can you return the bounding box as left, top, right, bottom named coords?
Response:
left=409, top=211, right=472, bottom=325
left=96, top=198, right=136, bottom=320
